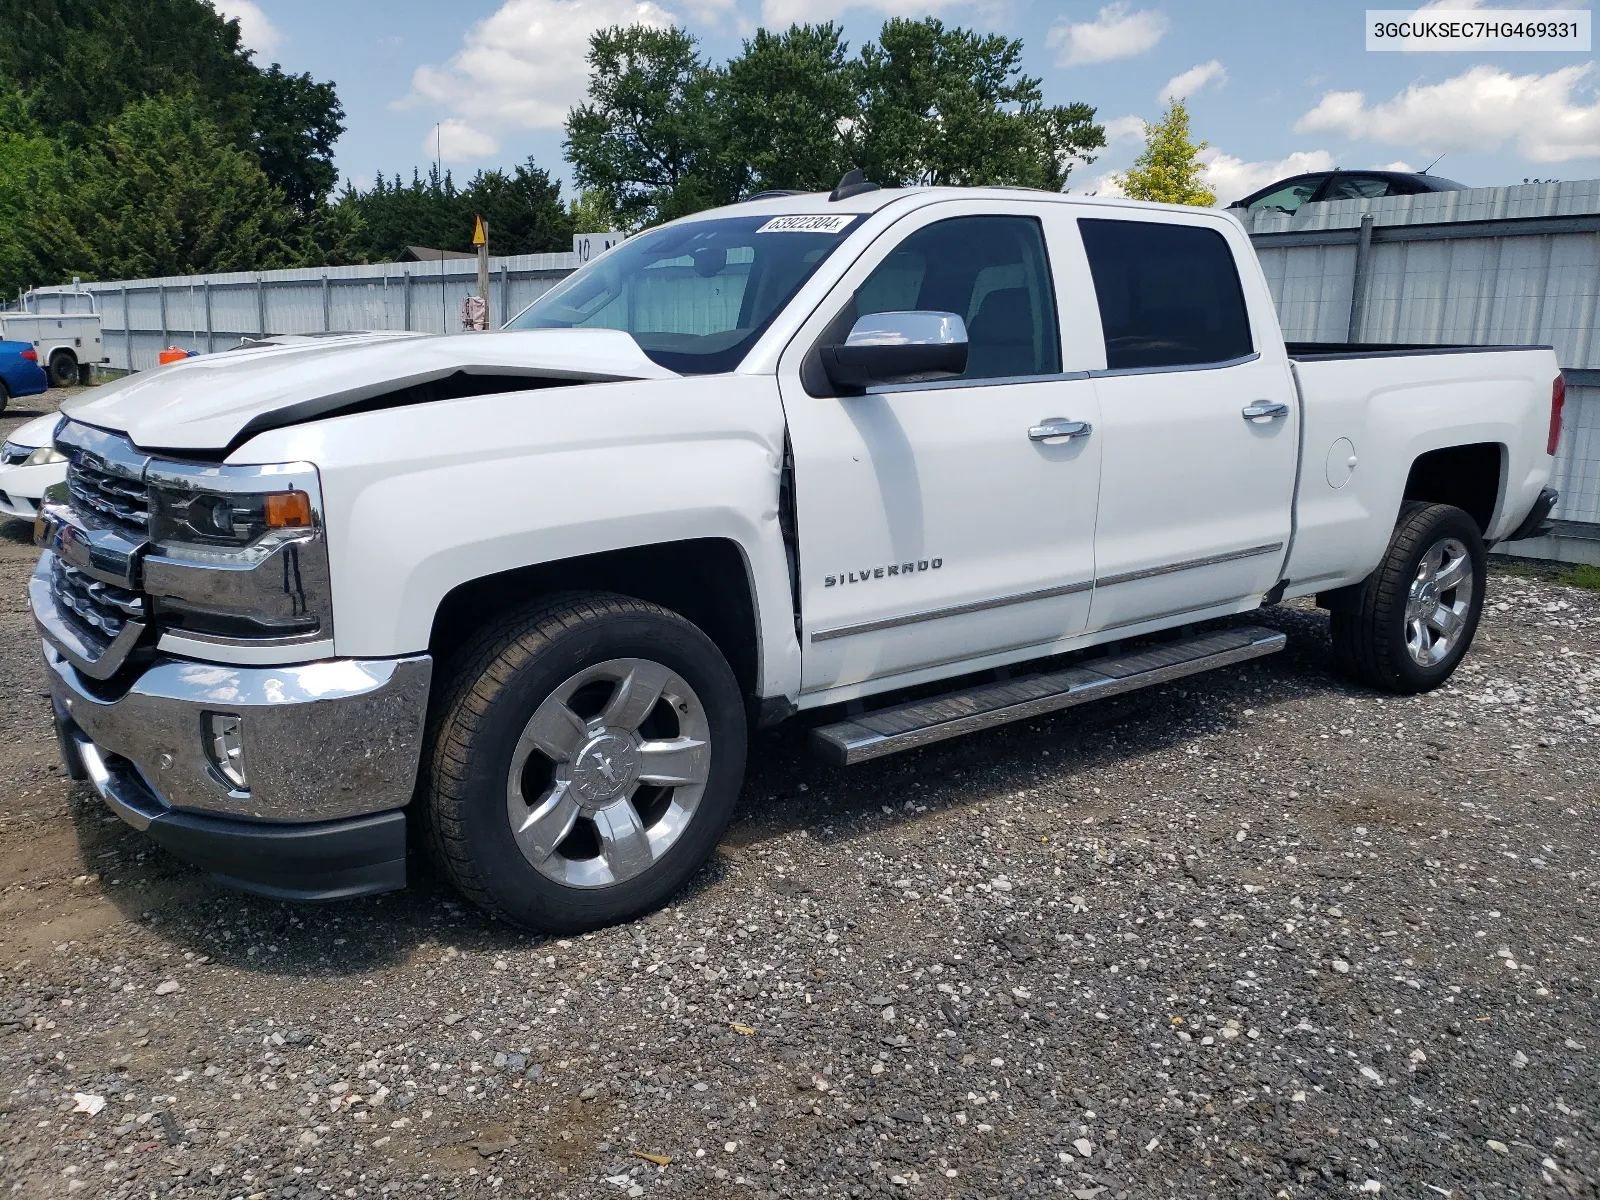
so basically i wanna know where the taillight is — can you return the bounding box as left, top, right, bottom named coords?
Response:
left=20, top=348, right=36, bottom=362
left=1548, top=374, right=1565, bottom=456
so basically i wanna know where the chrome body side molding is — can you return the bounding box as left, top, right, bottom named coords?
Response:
left=809, top=542, right=1283, bottom=643
left=1094, top=542, right=1284, bottom=589
left=811, top=578, right=1093, bottom=643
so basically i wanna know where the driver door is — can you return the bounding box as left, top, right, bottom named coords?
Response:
left=777, top=202, right=1104, bottom=698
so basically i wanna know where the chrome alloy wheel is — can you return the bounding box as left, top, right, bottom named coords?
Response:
left=1403, top=537, right=1474, bottom=667
left=506, top=658, right=711, bottom=889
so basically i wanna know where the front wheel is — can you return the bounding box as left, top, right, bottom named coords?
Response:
left=422, top=593, right=747, bottom=932
left=1329, top=502, right=1486, bottom=693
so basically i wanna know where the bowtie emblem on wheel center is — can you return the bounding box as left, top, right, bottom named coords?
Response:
left=571, top=733, right=641, bottom=804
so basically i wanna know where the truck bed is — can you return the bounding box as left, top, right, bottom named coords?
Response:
left=1286, top=341, right=1552, bottom=361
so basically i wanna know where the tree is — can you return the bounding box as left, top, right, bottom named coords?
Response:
left=716, top=24, right=859, bottom=196
left=249, top=65, right=346, bottom=212
left=563, top=18, right=1107, bottom=229
left=569, top=188, right=621, bottom=233
left=1115, top=98, right=1215, bottom=206
left=564, top=26, right=725, bottom=228
left=333, top=161, right=574, bottom=262
left=857, top=18, right=1104, bottom=190
left=0, top=93, right=86, bottom=297
left=64, top=95, right=306, bottom=280
left=461, top=161, right=575, bottom=256
left=0, top=0, right=344, bottom=210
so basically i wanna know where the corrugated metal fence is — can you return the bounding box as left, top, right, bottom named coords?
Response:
left=25, top=252, right=581, bottom=373
left=1242, top=180, right=1600, bottom=564
left=23, top=180, right=1600, bottom=563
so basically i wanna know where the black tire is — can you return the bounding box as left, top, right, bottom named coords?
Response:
left=422, top=592, right=747, bottom=932
left=48, top=351, right=77, bottom=388
left=1329, top=502, right=1486, bottom=694
left=0, top=379, right=8, bottom=413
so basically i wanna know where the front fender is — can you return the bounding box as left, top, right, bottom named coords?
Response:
left=234, top=375, right=803, bottom=700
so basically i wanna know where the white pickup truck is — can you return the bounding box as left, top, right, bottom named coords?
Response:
left=3, top=291, right=104, bottom=386
left=32, top=184, right=1562, bottom=931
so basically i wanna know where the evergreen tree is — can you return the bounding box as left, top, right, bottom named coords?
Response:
left=63, top=94, right=305, bottom=279
left=333, top=161, right=573, bottom=262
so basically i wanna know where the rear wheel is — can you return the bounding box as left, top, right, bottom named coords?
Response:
left=48, top=351, right=77, bottom=388
left=0, top=379, right=8, bottom=412
left=423, top=593, right=747, bottom=932
left=1329, top=502, right=1486, bottom=693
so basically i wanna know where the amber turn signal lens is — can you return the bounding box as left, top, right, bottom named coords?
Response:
left=264, top=490, right=313, bottom=529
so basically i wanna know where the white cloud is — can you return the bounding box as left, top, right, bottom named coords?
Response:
left=1047, top=4, right=1168, bottom=67
left=760, top=0, right=961, bottom=23
left=1102, top=114, right=1148, bottom=145
left=1077, top=169, right=1128, bottom=198
left=402, top=0, right=676, bottom=158
left=213, top=0, right=282, bottom=57
left=1198, top=147, right=1336, bottom=206
left=1296, top=63, right=1600, bottom=163
left=1159, top=60, right=1225, bottom=104
left=427, top=119, right=501, bottom=163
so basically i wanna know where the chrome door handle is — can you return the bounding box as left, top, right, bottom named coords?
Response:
left=1242, top=401, right=1290, bottom=422
left=1028, top=418, right=1093, bottom=442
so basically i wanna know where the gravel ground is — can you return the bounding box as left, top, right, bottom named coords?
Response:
left=0, top=387, right=1596, bottom=1198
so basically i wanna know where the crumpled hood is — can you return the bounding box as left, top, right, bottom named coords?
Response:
left=60, top=328, right=679, bottom=452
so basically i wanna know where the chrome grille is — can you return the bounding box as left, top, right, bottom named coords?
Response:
left=51, top=558, right=145, bottom=642
left=67, top=457, right=150, bottom=532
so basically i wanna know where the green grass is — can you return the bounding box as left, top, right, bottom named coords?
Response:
left=1493, top=558, right=1600, bottom=591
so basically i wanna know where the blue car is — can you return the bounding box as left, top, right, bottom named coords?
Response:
left=0, top=339, right=49, bottom=411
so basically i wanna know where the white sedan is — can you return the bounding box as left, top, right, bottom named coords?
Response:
left=0, top=413, right=66, bottom=523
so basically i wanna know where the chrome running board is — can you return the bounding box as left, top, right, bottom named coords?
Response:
left=809, top=625, right=1285, bottom=767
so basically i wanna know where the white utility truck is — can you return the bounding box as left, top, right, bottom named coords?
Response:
left=32, top=183, right=1562, bottom=931
left=4, top=291, right=104, bottom=386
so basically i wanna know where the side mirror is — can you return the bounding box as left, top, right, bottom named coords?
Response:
left=820, top=311, right=968, bottom=392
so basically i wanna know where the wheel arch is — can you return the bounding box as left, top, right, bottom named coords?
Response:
left=1401, top=441, right=1505, bottom=535
left=426, top=537, right=764, bottom=701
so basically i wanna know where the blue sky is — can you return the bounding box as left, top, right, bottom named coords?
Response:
left=219, top=0, right=1600, bottom=204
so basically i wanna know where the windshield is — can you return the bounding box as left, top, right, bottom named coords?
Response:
left=506, top=214, right=857, bottom=374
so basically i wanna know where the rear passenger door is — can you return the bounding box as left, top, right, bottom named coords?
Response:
left=1077, top=215, right=1299, bottom=633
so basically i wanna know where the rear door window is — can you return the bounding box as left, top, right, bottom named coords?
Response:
left=1078, top=218, right=1254, bottom=371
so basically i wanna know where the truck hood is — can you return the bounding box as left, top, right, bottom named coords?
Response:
left=60, top=328, right=679, bottom=452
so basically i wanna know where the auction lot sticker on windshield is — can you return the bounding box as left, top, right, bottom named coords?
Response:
left=756, top=215, right=858, bottom=234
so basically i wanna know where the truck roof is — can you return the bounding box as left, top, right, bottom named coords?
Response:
left=686, top=185, right=1237, bottom=224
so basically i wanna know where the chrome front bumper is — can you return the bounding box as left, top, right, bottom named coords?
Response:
left=41, top=641, right=432, bottom=823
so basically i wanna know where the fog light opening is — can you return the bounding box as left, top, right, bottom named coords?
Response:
left=205, top=712, right=248, bottom=791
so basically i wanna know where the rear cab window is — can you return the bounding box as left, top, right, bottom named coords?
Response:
left=1077, top=218, right=1253, bottom=371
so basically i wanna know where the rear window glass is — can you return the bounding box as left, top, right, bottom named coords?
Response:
left=1078, top=219, right=1253, bottom=370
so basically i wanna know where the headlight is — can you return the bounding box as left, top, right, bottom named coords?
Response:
left=150, top=482, right=313, bottom=549
left=142, top=460, right=333, bottom=646
left=24, top=446, right=67, bottom=467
